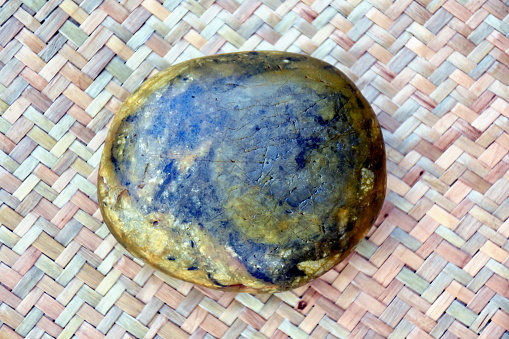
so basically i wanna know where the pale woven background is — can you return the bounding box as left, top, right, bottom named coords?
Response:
left=0, top=0, right=508, bottom=338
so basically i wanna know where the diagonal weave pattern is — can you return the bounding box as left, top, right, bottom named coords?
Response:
left=0, top=0, right=508, bottom=338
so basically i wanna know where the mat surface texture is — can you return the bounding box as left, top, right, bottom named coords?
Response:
left=0, top=0, right=508, bottom=338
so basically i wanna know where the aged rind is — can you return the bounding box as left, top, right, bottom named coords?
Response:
left=98, top=51, right=387, bottom=293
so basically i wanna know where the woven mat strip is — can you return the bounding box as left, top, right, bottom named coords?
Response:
left=0, top=0, right=508, bottom=338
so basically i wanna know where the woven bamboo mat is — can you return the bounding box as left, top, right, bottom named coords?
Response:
left=0, top=0, right=508, bottom=338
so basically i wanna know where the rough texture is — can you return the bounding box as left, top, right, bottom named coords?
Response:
left=98, top=51, right=386, bottom=293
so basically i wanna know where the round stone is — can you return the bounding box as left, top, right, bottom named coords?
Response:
left=98, top=51, right=386, bottom=293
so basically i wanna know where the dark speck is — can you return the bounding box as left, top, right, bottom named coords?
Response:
left=188, top=266, right=198, bottom=271
left=190, top=240, right=195, bottom=248
left=125, top=114, right=139, bottom=123
left=297, top=300, right=307, bottom=310
left=110, top=154, right=120, bottom=173
left=208, top=273, right=228, bottom=287
left=167, top=256, right=176, bottom=261
left=284, top=57, right=300, bottom=62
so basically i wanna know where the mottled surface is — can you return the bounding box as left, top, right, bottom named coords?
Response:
left=98, top=51, right=386, bottom=293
